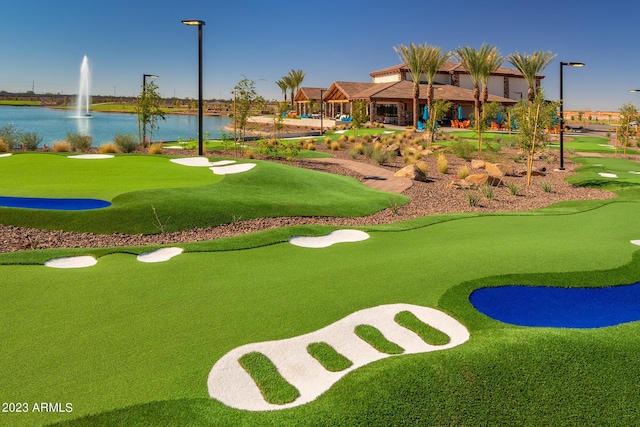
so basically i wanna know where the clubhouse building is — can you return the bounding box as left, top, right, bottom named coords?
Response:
left=294, top=62, right=538, bottom=126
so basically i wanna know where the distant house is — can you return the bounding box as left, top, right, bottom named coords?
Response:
left=298, top=61, right=537, bottom=126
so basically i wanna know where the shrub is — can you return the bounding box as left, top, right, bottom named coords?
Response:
left=415, top=160, right=427, bottom=174
left=324, top=136, right=332, bottom=146
left=305, top=142, right=315, bottom=151
left=52, top=141, right=72, bottom=152
left=480, top=184, right=494, bottom=199
left=66, top=133, right=93, bottom=152
left=338, top=135, right=348, bottom=144
left=541, top=181, right=552, bottom=192
left=244, top=149, right=255, bottom=159
left=449, top=140, right=475, bottom=160
left=353, top=142, right=364, bottom=154
left=114, top=133, right=139, bottom=153
left=348, top=135, right=356, bottom=143
left=362, top=134, right=372, bottom=142
left=509, top=182, right=519, bottom=196
left=457, top=165, right=470, bottom=179
left=0, top=139, right=8, bottom=152
left=98, top=143, right=119, bottom=154
left=363, top=143, right=374, bottom=158
left=0, top=124, right=21, bottom=149
left=371, top=148, right=388, bottom=165
left=148, top=143, right=163, bottom=154
left=330, top=141, right=340, bottom=151
left=20, top=132, right=42, bottom=151
left=437, top=153, right=449, bottom=174
left=466, top=192, right=480, bottom=207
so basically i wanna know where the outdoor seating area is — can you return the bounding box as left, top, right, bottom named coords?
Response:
left=451, top=119, right=471, bottom=128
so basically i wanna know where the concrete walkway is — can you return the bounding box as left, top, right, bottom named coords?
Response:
left=306, top=157, right=413, bottom=193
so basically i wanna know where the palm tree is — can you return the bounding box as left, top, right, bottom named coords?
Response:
left=423, top=46, right=452, bottom=142
left=394, top=42, right=427, bottom=129
left=275, top=79, right=288, bottom=102
left=479, top=45, right=503, bottom=106
left=286, top=69, right=306, bottom=109
left=508, top=51, right=556, bottom=103
left=455, top=45, right=485, bottom=153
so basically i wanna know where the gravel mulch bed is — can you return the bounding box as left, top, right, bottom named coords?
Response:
left=0, top=139, right=618, bottom=253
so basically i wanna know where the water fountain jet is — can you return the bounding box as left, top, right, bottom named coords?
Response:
left=76, top=55, right=91, bottom=117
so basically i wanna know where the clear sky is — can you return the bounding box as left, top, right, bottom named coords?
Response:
left=1, top=0, right=639, bottom=111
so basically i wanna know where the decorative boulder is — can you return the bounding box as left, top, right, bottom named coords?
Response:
left=471, top=159, right=486, bottom=169
left=486, top=175, right=506, bottom=186
left=386, top=143, right=402, bottom=155
left=464, top=174, right=489, bottom=186
left=395, top=164, right=428, bottom=182
left=485, top=162, right=514, bottom=177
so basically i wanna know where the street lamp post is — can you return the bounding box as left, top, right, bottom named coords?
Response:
left=182, top=19, right=205, bottom=156
left=320, top=89, right=325, bottom=135
left=559, top=61, right=584, bottom=170
left=141, top=74, right=158, bottom=144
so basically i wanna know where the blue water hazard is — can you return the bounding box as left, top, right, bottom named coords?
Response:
left=0, top=196, right=111, bottom=210
left=469, top=283, right=640, bottom=328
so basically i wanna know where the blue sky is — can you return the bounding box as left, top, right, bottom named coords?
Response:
left=1, top=0, right=639, bottom=111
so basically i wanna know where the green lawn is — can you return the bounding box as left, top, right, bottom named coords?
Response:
left=2, top=156, right=640, bottom=426
left=0, top=153, right=404, bottom=234
left=0, top=100, right=41, bottom=106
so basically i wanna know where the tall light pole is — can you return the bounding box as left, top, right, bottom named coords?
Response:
left=320, top=89, right=325, bottom=134
left=559, top=61, right=584, bottom=170
left=182, top=19, right=205, bottom=156
left=141, top=74, right=158, bottom=144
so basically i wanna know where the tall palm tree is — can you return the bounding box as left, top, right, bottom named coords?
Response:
left=508, top=51, right=556, bottom=103
left=394, top=42, right=427, bottom=129
left=275, top=79, right=288, bottom=102
left=423, top=46, right=452, bottom=141
left=479, top=45, right=503, bottom=106
left=286, top=69, right=306, bottom=108
left=455, top=45, right=485, bottom=153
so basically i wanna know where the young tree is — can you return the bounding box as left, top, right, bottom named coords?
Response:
left=137, top=81, right=165, bottom=145
left=426, top=99, right=452, bottom=147
left=233, top=76, right=264, bottom=155
left=394, top=42, right=427, bottom=129
left=617, top=103, right=639, bottom=155
left=507, top=51, right=556, bottom=103
left=511, top=93, right=559, bottom=185
left=351, top=101, right=368, bottom=138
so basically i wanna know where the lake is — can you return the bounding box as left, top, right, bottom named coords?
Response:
left=0, top=106, right=231, bottom=147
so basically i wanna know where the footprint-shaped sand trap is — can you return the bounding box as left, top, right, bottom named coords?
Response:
left=68, top=154, right=114, bottom=159
left=137, top=247, right=184, bottom=263
left=45, top=256, right=97, bottom=268
left=599, top=173, right=618, bottom=178
left=208, top=303, right=469, bottom=411
left=170, top=157, right=238, bottom=168
left=210, top=163, right=256, bottom=175
left=289, top=230, right=370, bottom=248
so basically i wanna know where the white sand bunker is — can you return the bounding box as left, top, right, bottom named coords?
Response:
left=599, top=172, right=618, bottom=178
left=68, top=154, right=114, bottom=159
left=630, top=240, right=640, bottom=246
left=210, top=163, right=256, bottom=175
left=170, top=157, right=237, bottom=167
left=0, top=153, right=12, bottom=158
left=289, top=230, right=370, bottom=248
left=45, top=256, right=97, bottom=269
left=137, top=247, right=184, bottom=263
left=208, top=303, right=470, bottom=411
left=629, top=171, right=640, bottom=175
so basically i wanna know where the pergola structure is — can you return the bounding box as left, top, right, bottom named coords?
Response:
left=293, top=87, right=327, bottom=116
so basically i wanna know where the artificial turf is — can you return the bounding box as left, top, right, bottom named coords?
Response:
left=0, top=153, right=405, bottom=234
left=2, top=156, right=640, bottom=426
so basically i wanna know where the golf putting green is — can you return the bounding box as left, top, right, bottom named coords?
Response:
left=0, top=153, right=402, bottom=233
left=2, top=156, right=640, bottom=425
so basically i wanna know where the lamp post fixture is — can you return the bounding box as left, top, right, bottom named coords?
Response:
left=320, top=89, right=325, bottom=134
left=559, top=61, right=584, bottom=170
left=182, top=19, right=205, bottom=156
left=141, top=74, right=158, bottom=144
